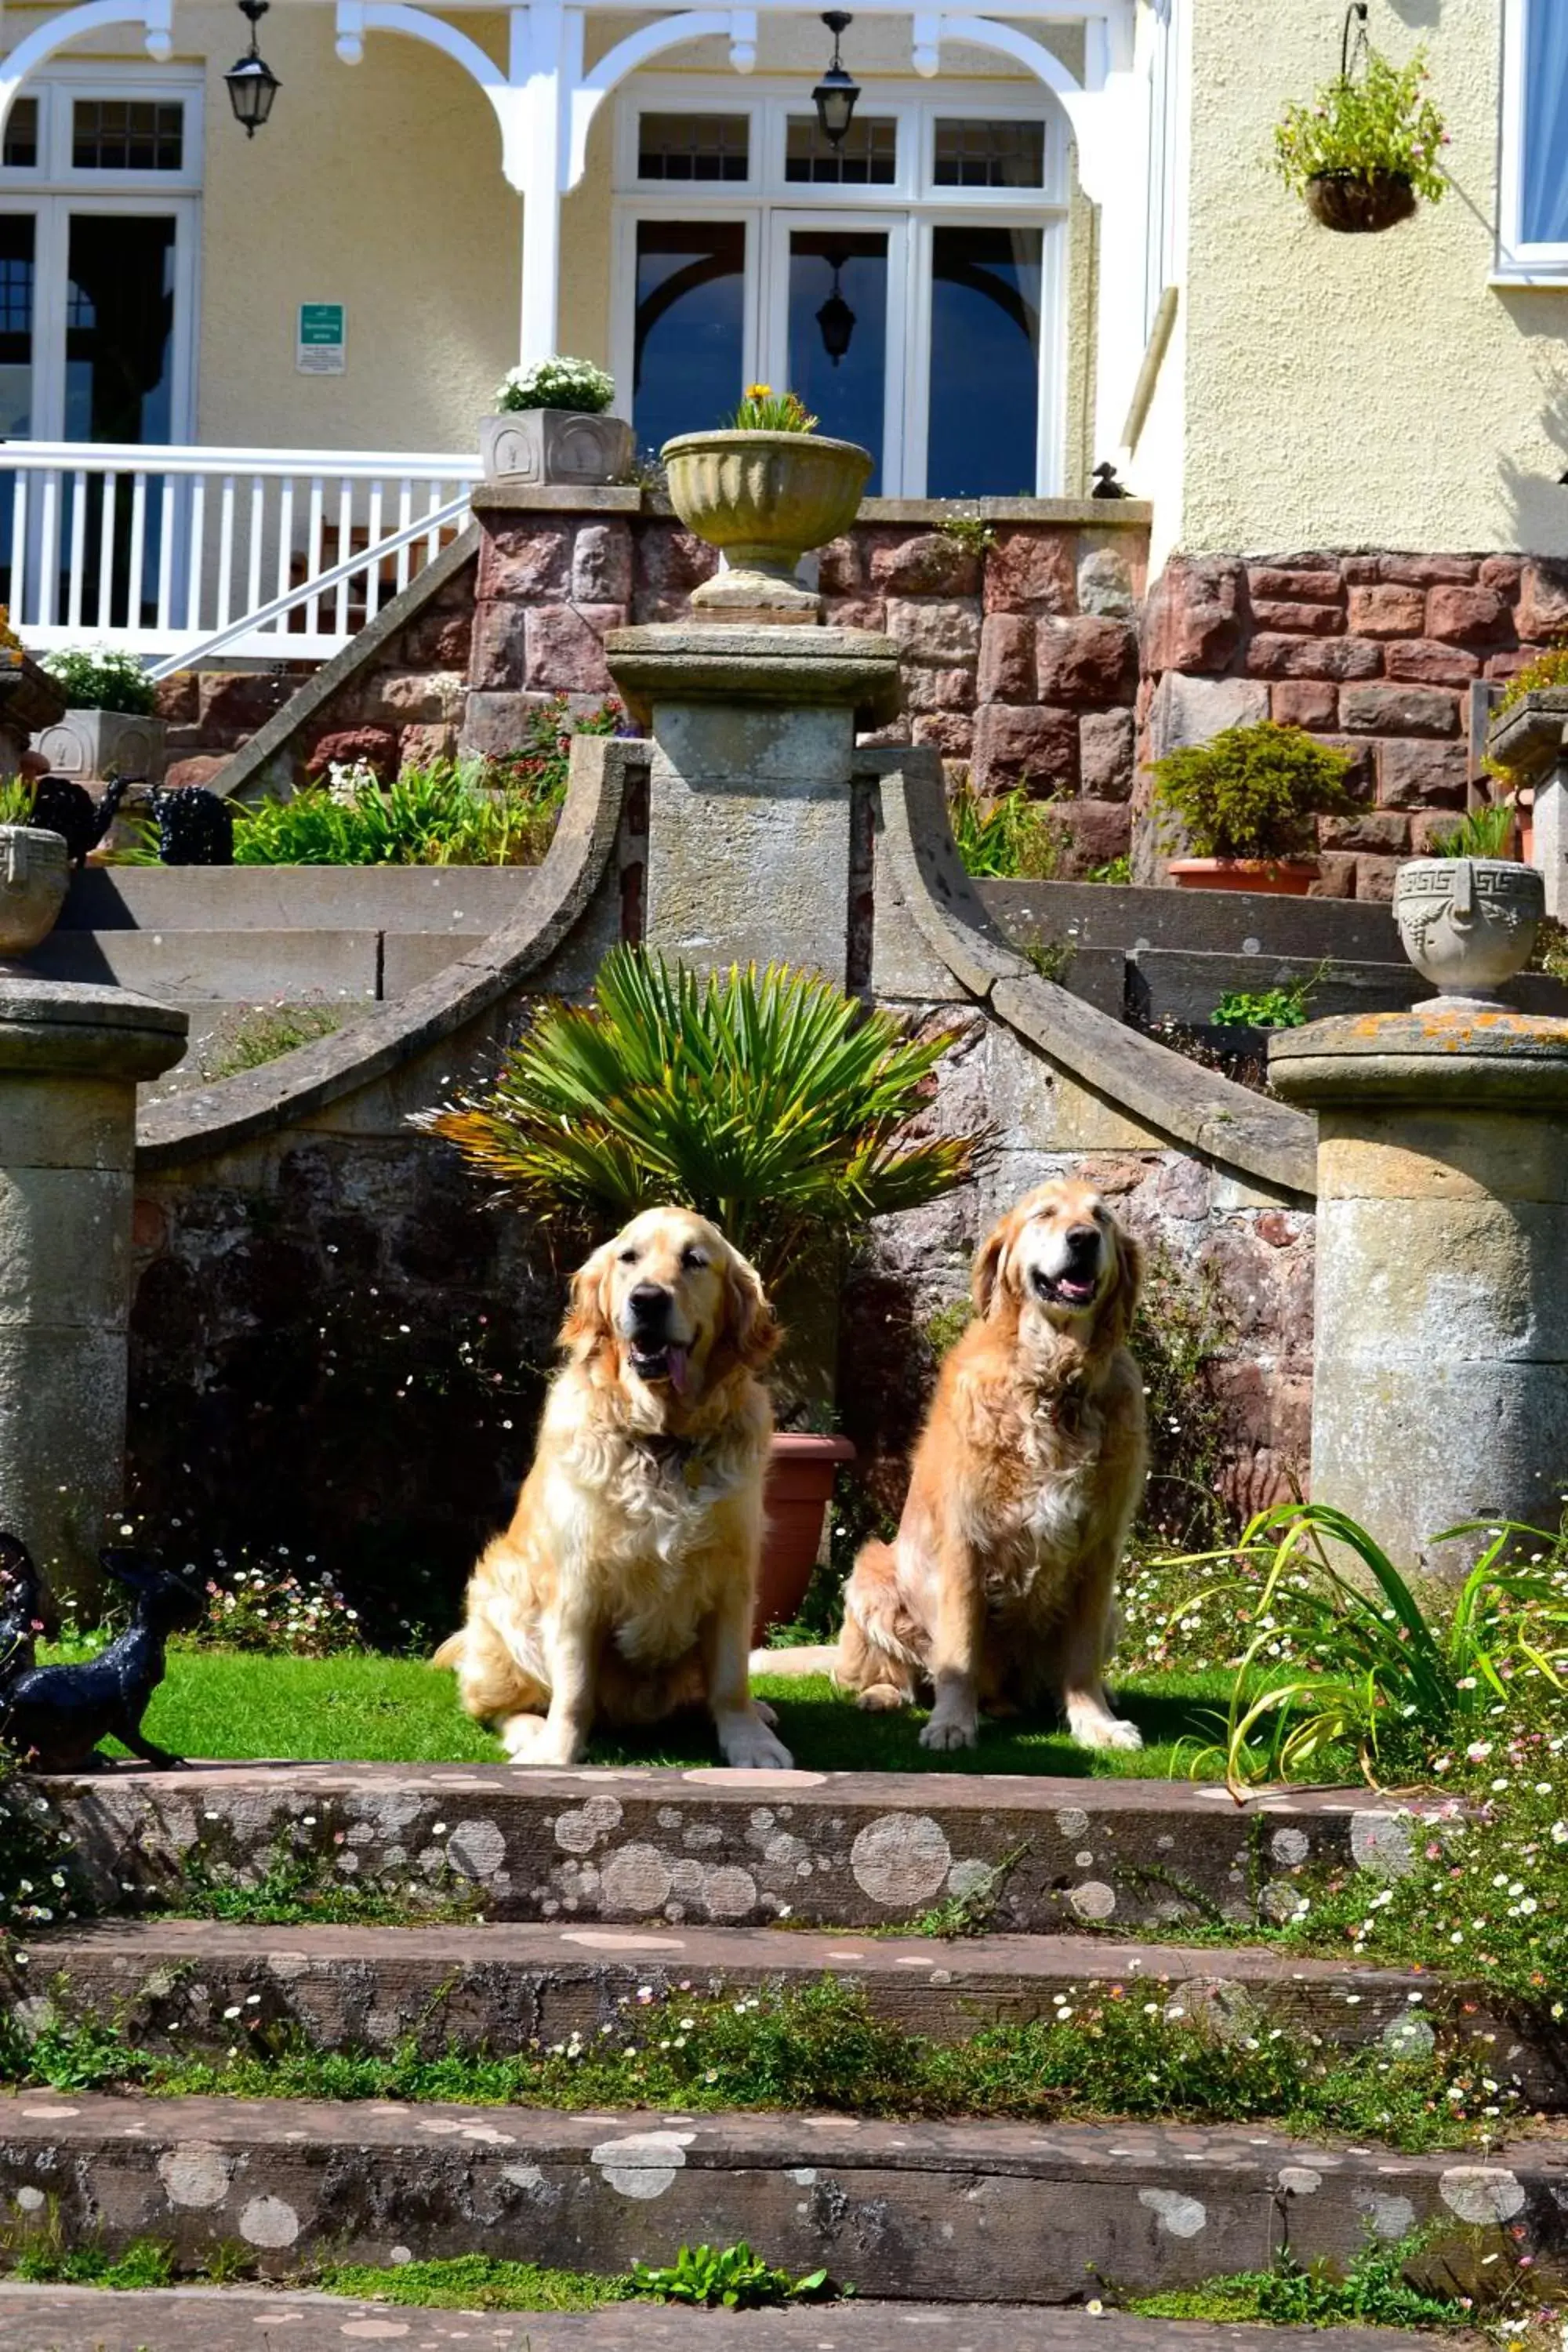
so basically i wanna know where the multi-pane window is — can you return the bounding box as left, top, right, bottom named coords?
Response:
left=71, top=99, right=184, bottom=172
left=633, top=220, right=746, bottom=456
left=784, top=114, right=896, bottom=185
left=637, top=113, right=750, bottom=181
left=932, top=118, right=1045, bottom=188
left=2, top=99, right=39, bottom=171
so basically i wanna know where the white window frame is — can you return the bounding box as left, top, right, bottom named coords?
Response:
left=613, top=74, right=1069, bottom=494
left=1497, top=0, right=1568, bottom=281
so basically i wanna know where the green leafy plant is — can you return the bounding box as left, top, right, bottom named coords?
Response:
left=632, top=2244, right=829, bottom=2310
left=1152, top=721, right=1355, bottom=862
left=201, top=1003, right=345, bottom=1079
left=1211, top=961, right=1330, bottom=1030
left=1429, top=800, right=1519, bottom=858
left=40, top=645, right=158, bottom=715
left=726, top=383, right=818, bottom=432
left=495, top=357, right=614, bottom=415
left=937, top=511, right=996, bottom=556
left=319, top=2255, right=634, bottom=2311
left=0, top=778, right=34, bottom=826
left=230, top=759, right=548, bottom=869
left=1132, top=2229, right=1471, bottom=2330
left=1167, top=1500, right=1568, bottom=1791
left=189, top=1552, right=363, bottom=1657
left=1273, top=43, right=1447, bottom=204
left=949, top=780, right=1070, bottom=879
left=1087, top=853, right=1132, bottom=884
left=423, top=946, right=977, bottom=1288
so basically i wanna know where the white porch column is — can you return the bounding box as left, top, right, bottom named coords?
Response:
left=1063, top=67, right=1152, bottom=468
left=514, top=1, right=579, bottom=364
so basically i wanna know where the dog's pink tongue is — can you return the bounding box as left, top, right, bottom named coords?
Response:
left=666, top=1344, right=690, bottom=1396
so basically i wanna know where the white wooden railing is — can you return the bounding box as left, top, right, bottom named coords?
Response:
left=0, top=442, right=484, bottom=663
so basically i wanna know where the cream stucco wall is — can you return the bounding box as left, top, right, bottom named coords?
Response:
left=1174, top=0, right=1568, bottom=557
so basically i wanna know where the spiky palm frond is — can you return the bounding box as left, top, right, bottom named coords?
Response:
left=423, top=948, right=978, bottom=1283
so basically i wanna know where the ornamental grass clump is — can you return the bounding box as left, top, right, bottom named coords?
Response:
left=1166, top=1501, right=1568, bottom=1792
left=1273, top=43, right=1447, bottom=205
left=1151, top=720, right=1356, bottom=862
left=423, top=947, right=976, bottom=1288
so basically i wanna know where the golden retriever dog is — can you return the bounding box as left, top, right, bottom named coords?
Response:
left=435, top=1206, right=792, bottom=1771
left=833, top=1180, right=1146, bottom=1752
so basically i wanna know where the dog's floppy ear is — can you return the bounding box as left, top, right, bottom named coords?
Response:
left=722, top=1245, right=782, bottom=1371
left=1102, top=1219, right=1145, bottom=1346
left=971, top=1217, right=1011, bottom=1319
left=560, top=1239, right=617, bottom=1362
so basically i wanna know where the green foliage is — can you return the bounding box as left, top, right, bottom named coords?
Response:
left=949, top=780, right=1069, bottom=879
left=1210, top=961, right=1330, bottom=1030
left=632, top=2243, right=830, bottom=2310
left=424, top=946, right=977, bottom=1289
left=1152, top=721, right=1355, bottom=862
left=1273, top=44, right=1448, bottom=204
left=1087, top=853, right=1132, bottom=884
left=1130, top=1245, right=1238, bottom=1553
left=936, top=511, right=996, bottom=556
left=0, top=778, right=34, bottom=826
left=320, top=2256, right=633, bottom=2311
left=1491, top=644, right=1568, bottom=726
left=924, top=1297, right=975, bottom=1359
left=1131, top=2231, right=1469, bottom=2329
left=200, top=1003, right=344, bottom=1080
left=186, top=1552, right=363, bottom=1656
left=1166, top=1501, right=1568, bottom=1790
left=1429, top=800, right=1520, bottom=858
left=233, top=760, right=543, bottom=869
left=41, top=645, right=157, bottom=713
left=724, top=383, right=818, bottom=432
left=495, top=357, right=614, bottom=415
left=1020, top=929, right=1076, bottom=982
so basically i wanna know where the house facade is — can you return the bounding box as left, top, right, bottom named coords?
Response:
left=1, top=0, right=1566, bottom=893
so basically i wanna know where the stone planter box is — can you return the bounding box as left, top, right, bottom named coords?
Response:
left=32, top=705, right=166, bottom=787
left=480, top=409, right=634, bottom=489
left=1484, top=685, right=1568, bottom=918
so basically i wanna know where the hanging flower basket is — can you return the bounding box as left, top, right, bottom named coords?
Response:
left=1304, top=169, right=1417, bottom=234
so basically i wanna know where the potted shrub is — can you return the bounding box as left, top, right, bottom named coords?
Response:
left=481, top=357, right=634, bottom=488
left=1273, top=31, right=1447, bottom=234
left=36, top=647, right=165, bottom=788
left=1395, top=797, right=1543, bottom=1003
left=423, top=946, right=978, bottom=1635
left=662, top=385, right=873, bottom=619
left=0, top=775, right=70, bottom=959
left=1483, top=647, right=1568, bottom=875
left=1152, top=720, right=1356, bottom=895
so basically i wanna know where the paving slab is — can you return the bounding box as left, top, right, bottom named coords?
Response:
left=35, top=1761, right=1448, bottom=1936
left=12, top=1918, right=1561, bottom=2106
left=0, top=2095, right=1561, bottom=2299
left=0, top=2284, right=1474, bottom=2350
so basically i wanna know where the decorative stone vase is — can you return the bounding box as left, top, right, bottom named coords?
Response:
left=1393, top=857, right=1544, bottom=1002
left=0, top=825, right=69, bottom=958
left=754, top=1432, right=855, bottom=1642
left=33, top=706, right=166, bottom=787
left=1304, top=170, right=1417, bottom=232
left=1167, top=856, right=1318, bottom=897
left=480, top=409, right=634, bottom=489
left=661, top=430, right=873, bottom=619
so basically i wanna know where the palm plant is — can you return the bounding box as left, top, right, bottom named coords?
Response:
left=1165, top=1501, right=1568, bottom=1792
left=423, top=947, right=978, bottom=1287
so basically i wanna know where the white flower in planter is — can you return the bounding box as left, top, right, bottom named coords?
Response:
left=495, top=357, right=615, bottom=416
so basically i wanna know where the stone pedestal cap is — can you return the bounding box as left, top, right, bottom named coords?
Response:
left=605, top=622, right=903, bottom=732
left=1269, top=1006, right=1568, bottom=1108
left=0, top=977, right=189, bottom=1081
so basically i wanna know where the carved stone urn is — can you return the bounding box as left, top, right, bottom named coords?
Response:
left=0, top=825, right=69, bottom=959
left=1393, top=856, right=1544, bottom=1003
left=661, top=430, right=873, bottom=619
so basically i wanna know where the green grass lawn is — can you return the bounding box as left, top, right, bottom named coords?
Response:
left=114, top=1645, right=1240, bottom=1779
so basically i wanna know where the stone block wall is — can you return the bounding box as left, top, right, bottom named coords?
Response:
left=1136, top=550, right=1566, bottom=898
left=463, top=494, right=1150, bottom=877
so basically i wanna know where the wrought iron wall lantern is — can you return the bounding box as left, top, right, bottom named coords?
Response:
left=225, top=0, right=281, bottom=136
left=812, top=13, right=861, bottom=151
left=816, top=241, right=857, bottom=365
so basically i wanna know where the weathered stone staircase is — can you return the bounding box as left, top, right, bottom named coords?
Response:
left=2, top=1761, right=1561, bottom=2346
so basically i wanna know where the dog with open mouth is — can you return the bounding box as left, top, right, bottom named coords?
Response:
left=827, top=1178, right=1147, bottom=1751
left=435, top=1205, right=792, bottom=1771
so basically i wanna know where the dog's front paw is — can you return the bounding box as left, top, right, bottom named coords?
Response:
left=1068, top=1703, right=1143, bottom=1753
left=920, top=1709, right=978, bottom=1752
left=856, top=1683, right=910, bottom=1714
left=716, top=1711, right=794, bottom=1771
left=502, top=1713, right=583, bottom=1769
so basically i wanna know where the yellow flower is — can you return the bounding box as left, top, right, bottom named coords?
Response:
left=745, top=383, right=771, bottom=400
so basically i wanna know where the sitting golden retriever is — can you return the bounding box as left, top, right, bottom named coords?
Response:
left=436, top=1206, right=791, bottom=1771
left=835, top=1179, right=1147, bottom=1752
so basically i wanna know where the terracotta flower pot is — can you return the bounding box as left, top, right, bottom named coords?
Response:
left=661, top=429, right=873, bottom=618
left=754, top=1432, right=855, bottom=1642
left=1167, top=857, right=1319, bottom=897
left=1304, top=171, right=1417, bottom=233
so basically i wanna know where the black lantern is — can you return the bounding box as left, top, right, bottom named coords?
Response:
left=812, top=13, right=860, bottom=150
left=225, top=0, right=280, bottom=136
left=816, top=245, right=856, bottom=365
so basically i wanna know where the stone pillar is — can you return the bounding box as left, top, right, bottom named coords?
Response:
left=1269, top=1008, right=1568, bottom=1575
left=604, top=624, right=902, bottom=984
left=0, top=979, right=188, bottom=1610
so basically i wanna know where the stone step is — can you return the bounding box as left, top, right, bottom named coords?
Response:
left=39, top=1760, right=1441, bottom=1937
left=13, top=1918, right=1562, bottom=2107
left=0, top=2283, right=1472, bottom=2351
left=0, top=2095, right=1560, bottom=2301
left=28, top=924, right=484, bottom=1000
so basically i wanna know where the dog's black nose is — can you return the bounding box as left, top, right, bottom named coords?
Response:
left=628, top=1283, right=670, bottom=1327
left=1063, top=1224, right=1101, bottom=1261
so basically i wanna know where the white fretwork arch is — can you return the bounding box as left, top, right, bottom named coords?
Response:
left=335, top=3, right=529, bottom=185
left=0, top=0, right=173, bottom=139
left=568, top=10, right=757, bottom=188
